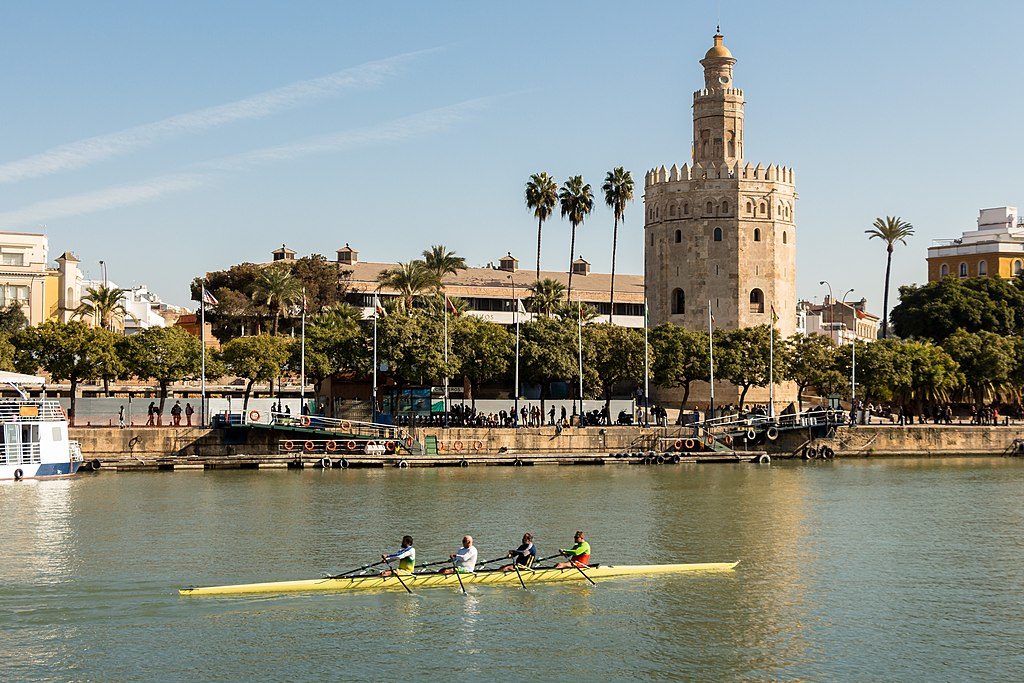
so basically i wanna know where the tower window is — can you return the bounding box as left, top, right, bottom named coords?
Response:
left=746, top=201, right=753, bottom=214
left=706, top=201, right=714, bottom=215
left=683, top=203, right=689, bottom=215
left=759, top=202, right=766, bottom=215
left=674, top=229, right=682, bottom=243
left=940, top=263, right=949, bottom=277
left=713, top=227, right=723, bottom=242
left=978, top=260, right=988, bottom=276
left=782, top=231, right=788, bottom=244
left=959, top=262, right=968, bottom=277
left=749, top=288, right=765, bottom=314
left=753, top=228, right=761, bottom=242
left=672, top=288, right=685, bottom=315
left=670, top=205, right=676, bottom=216
left=721, top=201, right=729, bottom=214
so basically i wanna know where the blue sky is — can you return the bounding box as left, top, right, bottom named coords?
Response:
left=1, top=1, right=1022, bottom=309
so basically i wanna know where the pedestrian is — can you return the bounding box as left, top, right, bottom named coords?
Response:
left=548, top=405, right=555, bottom=425
left=185, top=402, right=194, bottom=426
left=118, top=405, right=126, bottom=429
left=560, top=405, right=567, bottom=425
left=171, top=400, right=183, bottom=426
left=146, top=402, right=156, bottom=427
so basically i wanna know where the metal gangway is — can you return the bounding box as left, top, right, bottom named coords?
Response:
left=242, top=409, right=412, bottom=443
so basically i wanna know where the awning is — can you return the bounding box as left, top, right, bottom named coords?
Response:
left=0, top=371, right=46, bottom=385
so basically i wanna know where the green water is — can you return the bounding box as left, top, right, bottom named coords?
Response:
left=2, top=458, right=1022, bottom=681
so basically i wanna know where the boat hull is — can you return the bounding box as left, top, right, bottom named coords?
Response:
left=179, top=562, right=739, bottom=596
left=1, top=460, right=81, bottom=481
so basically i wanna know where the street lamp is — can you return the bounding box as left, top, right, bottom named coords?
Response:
left=842, top=289, right=857, bottom=405
left=819, top=280, right=834, bottom=343
left=507, top=274, right=519, bottom=424
left=99, top=260, right=107, bottom=288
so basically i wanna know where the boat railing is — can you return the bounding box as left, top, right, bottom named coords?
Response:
left=1, top=442, right=42, bottom=466
left=0, top=399, right=66, bottom=423
left=243, top=409, right=410, bottom=441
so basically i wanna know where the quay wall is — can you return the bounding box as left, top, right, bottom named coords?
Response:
left=788, top=424, right=1024, bottom=457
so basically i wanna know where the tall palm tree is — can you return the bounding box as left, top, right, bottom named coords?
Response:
left=602, top=167, right=635, bottom=324
left=525, top=172, right=558, bottom=282
left=865, top=216, right=915, bottom=338
left=559, top=175, right=594, bottom=303
left=377, top=260, right=436, bottom=313
left=421, top=245, right=467, bottom=290
left=75, top=284, right=127, bottom=331
left=526, top=278, right=566, bottom=318
left=252, top=265, right=302, bottom=335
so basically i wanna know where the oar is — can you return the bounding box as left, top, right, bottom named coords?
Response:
left=475, top=555, right=512, bottom=568
left=529, top=553, right=564, bottom=569
left=563, top=554, right=596, bottom=587
left=324, top=560, right=385, bottom=580
left=451, top=557, right=467, bottom=595
left=511, top=558, right=527, bottom=590
left=415, top=559, right=452, bottom=570
left=382, top=557, right=412, bottom=594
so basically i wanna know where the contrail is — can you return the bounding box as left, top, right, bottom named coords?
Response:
left=0, top=97, right=493, bottom=226
left=0, top=48, right=439, bottom=185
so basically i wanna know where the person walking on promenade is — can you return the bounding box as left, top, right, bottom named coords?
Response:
left=146, top=402, right=156, bottom=427
left=560, top=405, right=567, bottom=425
left=548, top=406, right=555, bottom=425
left=185, top=402, right=194, bottom=426
left=171, top=401, right=183, bottom=426
left=118, top=405, right=126, bottom=429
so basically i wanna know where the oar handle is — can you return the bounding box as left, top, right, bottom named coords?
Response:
left=329, top=559, right=385, bottom=579
left=476, top=555, right=512, bottom=566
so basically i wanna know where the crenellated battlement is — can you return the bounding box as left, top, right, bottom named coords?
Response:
left=644, top=161, right=794, bottom=188
left=693, top=87, right=744, bottom=99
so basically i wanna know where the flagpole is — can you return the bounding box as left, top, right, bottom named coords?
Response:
left=643, top=293, right=649, bottom=427
left=577, top=301, right=584, bottom=422
left=300, top=287, right=306, bottom=413
left=708, top=300, right=715, bottom=421
left=200, top=284, right=207, bottom=427
left=769, top=307, right=775, bottom=419
left=443, top=296, right=450, bottom=428
left=514, top=298, right=520, bottom=422
left=372, top=302, right=378, bottom=421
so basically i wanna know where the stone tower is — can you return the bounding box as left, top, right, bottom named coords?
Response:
left=644, top=32, right=797, bottom=404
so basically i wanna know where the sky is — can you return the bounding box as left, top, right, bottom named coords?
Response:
left=1, top=0, right=1023, bottom=310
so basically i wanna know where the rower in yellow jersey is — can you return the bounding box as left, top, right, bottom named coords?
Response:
left=381, top=535, right=415, bottom=576
left=554, top=530, right=591, bottom=569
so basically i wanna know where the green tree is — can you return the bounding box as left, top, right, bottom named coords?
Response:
left=377, top=261, right=437, bottom=313
left=525, top=172, right=559, bottom=282
left=291, top=254, right=350, bottom=315
left=785, top=333, right=842, bottom=409
left=0, top=303, right=28, bottom=334
left=527, top=278, right=566, bottom=317
left=582, top=323, right=646, bottom=415
left=118, top=326, right=204, bottom=414
left=421, top=245, right=467, bottom=288
left=715, top=325, right=785, bottom=408
left=559, top=175, right=594, bottom=302
left=519, top=317, right=578, bottom=415
left=252, top=264, right=302, bottom=335
left=942, top=329, right=1014, bottom=405
left=890, top=276, right=1024, bottom=342
left=287, top=308, right=366, bottom=393
left=649, top=324, right=710, bottom=408
left=375, top=313, right=458, bottom=392
left=602, top=167, right=634, bottom=324
left=218, top=335, right=291, bottom=411
left=451, top=316, right=514, bottom=407
left=13, top=320, right=119, bottom=422
left=0, top=335, right=15, bottom=371
left=190, top=262, right=267, bottom=340
left=865, top=215, right=915, bottom=338
left=76, top=284, right=127, bottom=330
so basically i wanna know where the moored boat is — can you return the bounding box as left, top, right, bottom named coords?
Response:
left=1, top=372, right=83, bottom=481
left=179, top=562, right=740, bottom=596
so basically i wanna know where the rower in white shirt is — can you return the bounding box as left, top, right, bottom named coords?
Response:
left=439, top=535, right=478, bottom=574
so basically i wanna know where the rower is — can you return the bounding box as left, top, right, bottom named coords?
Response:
left=554, top=530, right=591, bottom=569
left=439, top=535, right=478, bottom=574
left=501, top=532, right=537, bottom=572
left=381, top=535, right=415, bottom=576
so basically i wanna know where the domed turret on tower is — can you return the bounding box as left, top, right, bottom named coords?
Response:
left=703, top=32, right=733, bottom=60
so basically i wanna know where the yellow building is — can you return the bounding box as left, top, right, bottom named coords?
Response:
left=927, top=206, right=1024, bottom=281
left=0, top=231, right=84, bottom=325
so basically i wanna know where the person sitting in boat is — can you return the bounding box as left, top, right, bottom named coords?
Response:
left=555, top=530, right=591, bottom=569
left=440, top=535, right=478, bottom=574
left=501, top=533, right=537, bottom=572
left=381, top=535, right=415, bottom=576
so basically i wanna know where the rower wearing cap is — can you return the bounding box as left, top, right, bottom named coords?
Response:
left=381, top=535, right=415, bottom=576
left=555, top=530, right=591, bottom=569
left=501, top=533, right=537, bottom=572
left=440, top=535, right=478, bottom=574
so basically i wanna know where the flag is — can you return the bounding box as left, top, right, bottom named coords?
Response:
left=201, top=287, right=218, bottom=306
left=517, top=298, right=527, bottom=315
left=373, top=294, right=387, bottom=318
left=445, top=295, right=460, bottom=317
left=771, top=305, right=779, bottom=324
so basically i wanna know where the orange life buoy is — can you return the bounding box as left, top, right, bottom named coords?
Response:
left=453, top=440, right=464, bottom=452
left=404, top=436, right=414, bottom=449
left=340, top=420, right=352, bottom=431
left=683, top=438, right=695, bottom=450
left=346, top=440, right=357, bottom=451
left=437, top=441, right=447, bottom=453
left=283, top=440, right=295, bottom=452
left=704, top=436, right=714, bottom=447
left=723, top=435, right=733, bottom=446
left=299, top=415, right=311, bottom=426
left=249, top=410, right=260, bottom=422
left=673, top=439, right=684, bottom=451
left=385, top=440, right=396, bottom=452
left=304, top=440, right=316, bottom=451
left=473, top=440, right=483, bottom=451
left=326, top=440, right=337, bottom=452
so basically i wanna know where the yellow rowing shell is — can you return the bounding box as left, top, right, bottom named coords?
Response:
left=179, top=562, right=739, bottom=596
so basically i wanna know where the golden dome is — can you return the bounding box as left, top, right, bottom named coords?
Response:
left=704, top=33, right=732, bottom=59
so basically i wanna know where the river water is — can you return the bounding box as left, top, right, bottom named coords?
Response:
left=2, top=458, right=1022, bottom=681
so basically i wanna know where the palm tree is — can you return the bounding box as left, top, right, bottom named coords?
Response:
left=421, top=245, right=466, bottom=290
left=559, top=175, right=594, bottom=303
left=252, top=265, right=302, bottom=335
left=865, top=216, right=915, bottom=338
left=525, top=172, right=558, bottom=282
left=377, top=260, right=436, bottom=313
left=75, top=284, right=127, bottom=330
left=527, top=278, right=566, bottom=317
left=602, top=167, right=635, bottom=324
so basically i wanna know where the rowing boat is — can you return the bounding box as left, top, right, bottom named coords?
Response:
left=179, top=562, right=739, bottom=596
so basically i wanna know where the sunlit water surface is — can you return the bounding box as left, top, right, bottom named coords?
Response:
left=2, top=458, right=1022, bottom=681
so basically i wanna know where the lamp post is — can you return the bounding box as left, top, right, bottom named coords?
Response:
left=507, top=274, right=519, bottom=423
left=842, top=289, right=857, bottom=404
left=819, top=280, right=834, bottom=343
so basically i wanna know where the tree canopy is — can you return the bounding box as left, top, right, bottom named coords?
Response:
left=649, top=324, right=709, bottom=407
left=118, top=326, right=204, bottom=412
left=890, top=276, right=1024, bottom=342
left=218, top=334, right=291, bottom=410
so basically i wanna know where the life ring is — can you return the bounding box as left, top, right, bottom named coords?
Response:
left=283, top=440, right=296, bottom=452
left=404, top=436, right=414, bottom=449
left=340, top=420, right=352, bottom=431
left=320, top=457, right=332, bottom=469
left=458, top=459, right=469, bottom=468
left=326, top=441, right=337, bottom=452
left=384, top=440, right=396, bottom=453
left=13, top=468, right=24, bottom=480
left=746, top=428, right=757, bottom=441
left=299, top=415, right=311, bottom=427
left=249, top=410, right=260, bottom=422
left=673, top=439, right=684, bottom=451
left=304, top=440, right=316, bottom=451
left=766, top=427, right=779, bottom=441
left=437, top=441, right=447, bottom=453
left=758, top=454, right=771, bottom=464
left=704, top=436, right=714, bottom=447
left=346, top=440, right=357, bottom=451
left=723, top=435, right=733, bottom=446
left=473, top=440, right=484, bottom=451
left=683, top=438, right=695, bottom=450
left=453, top=440, right=464, bottom=452
left=338, top=458, right=349, bottom=469
left=396, top=459, right=409, bottom=469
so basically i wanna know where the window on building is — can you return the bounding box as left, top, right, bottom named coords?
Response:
left=721, top=201, right=729, bottom=214
left=674, top=230, right=681, bottom=243
left=749, top=288, right=765, bottom=314
left=1015, top=259, right=1023, bottom=276
left=1, top=252, right=24, bottom=267
left=672, top=288, right=685, bottom=315
left=978, top=260, right=988, bottom=276
left=0, top=285, right=29, bottom=306
left=759, top=202, right=766, bottom=215
left=746, top=201, right=753, bottom=214
left=959, top=262, right=968, bottom=278
left=753, top=228, right=761, bottom=242
left=713, top=227, right=723, bottom=242
left=783, top=231, right=788, bottom=244
left=683, top=203, right=689, bottom=215
left=670, top=205, right=676, bottom=216
left=940, top=263, right=949, bottom=277
left=706, top=201, right=714, bottom=215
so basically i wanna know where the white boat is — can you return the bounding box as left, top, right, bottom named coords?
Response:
left=0, top=372, right=83, bottom=481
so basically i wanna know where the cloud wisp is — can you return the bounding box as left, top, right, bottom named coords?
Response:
left=0, top=48, right=438, bottom=185
left=0, top=97, right=493, bottom=226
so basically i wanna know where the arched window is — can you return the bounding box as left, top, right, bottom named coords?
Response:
left=746, top=201, right=753, bottom=214
left=669, top=205, right=676, bottom=216
left=1014, top=259, right=1023, bottom=275
left=655, top=206, right=660, bottom=219
left=959, top=262, right=968, bottom=277
left=706, top=201, right=714, bottom=215
left=713, top=227, right=723, bottom=242
left=753, top=228, right=761, bottom=242
left=749, top=288, right=765, bottom=314
left=721, top=201, right=729, bottom=214
left=683, top=203, right=689, bottom=215
left=940, top=263, right=949, bottom=277
left=978, top=260, right=988, bottom=276
left=759, top=202, right=766, bottom=215
left=674, top=229, right=682, bottom=243
left=672, top=288, right=686, bottom=315
left=782, top=231, right=788, bottom=244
